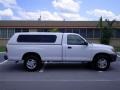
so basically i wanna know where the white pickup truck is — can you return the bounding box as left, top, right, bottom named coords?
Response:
left=5, top=32, right=117, bottom=71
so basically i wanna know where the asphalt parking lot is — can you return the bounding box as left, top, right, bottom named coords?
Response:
left=0, top=52, right=120, bottom=90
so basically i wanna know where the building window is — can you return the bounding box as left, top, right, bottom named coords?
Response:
left=65, top=28, right=73, bottom=33
left=115, top=29, right=120, bottom=38
left=22, top=28, right=29, bottom=32
left=0, top=29, right=1, bottom=38
left=0, top=28, right=7, bottom=38
left=79, top=28, right=86, bottom=38
left=15, top=28, right=29, bottom=33
left=111, top=29, right=116, bottom=38
left=86, top=28, right=93, bottom=38
left=59, top=28, right=65, bottom=33
left=37, top=28, right=45, bottom=32
left=15, top=28, right=21, bottom=33
left=94, top=29, right=100, bottom=38
left=44, top=29, right=49, bottom=32
left=7, top=28, right=15, bottom=38
left=73, top=28, right=79, bottom=34
left=0, top=29, right=2, bottom=38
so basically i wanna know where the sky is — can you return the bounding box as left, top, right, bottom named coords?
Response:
left=0, top=0, right=120, bottom=21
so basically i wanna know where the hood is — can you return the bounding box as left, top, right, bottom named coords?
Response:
left=90, top=43, right=113, bottom=49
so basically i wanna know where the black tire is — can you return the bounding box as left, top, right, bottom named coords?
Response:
left=24, top=55, right=43, bottom=71
left=92, top=55, right=110, bottom=71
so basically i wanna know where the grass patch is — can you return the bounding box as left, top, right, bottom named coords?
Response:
left=114, top=47, right=120, bottom=52
left=0, top=46, right=6, bottom=52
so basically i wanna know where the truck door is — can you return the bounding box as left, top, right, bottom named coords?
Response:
left=63, top=34, right=90, bottom=61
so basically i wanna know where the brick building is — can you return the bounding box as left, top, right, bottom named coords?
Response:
left=0, top=20, right=120, bottom=46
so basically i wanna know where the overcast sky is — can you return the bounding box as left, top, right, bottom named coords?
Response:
left=0, top=0, right=120, bottom=21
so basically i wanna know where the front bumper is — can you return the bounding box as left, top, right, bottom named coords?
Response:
left=110, top=53, right=117, bottom=62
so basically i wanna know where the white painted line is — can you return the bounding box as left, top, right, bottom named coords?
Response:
left=35, top=80, right=120, bottom=82
left=5, top=79, right=120, bottom=82
left=0, top=60, right=8, bottom=65
left=117, top=55, right=120, bottom=58
left=39, top=63, right=47, bottom=72
left=98, top=71, right=103, bottom=72
left=39, top=70, right=44, bottom=72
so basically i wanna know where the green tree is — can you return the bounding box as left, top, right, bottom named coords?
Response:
left=97, top=16, right=104, bottom=30
left=98, top=16, right=116, bottom=45
left=97, top=16, right=105, bottom=44
left=100, top=26, right=111, bottom=44
left=103, top=19, right=116, bottom=45
left=105, top=19, right=116, bottom=37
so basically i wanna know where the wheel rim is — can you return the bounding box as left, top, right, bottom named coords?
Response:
left=26, top=59, right=37, bottom=69
left=97, top=58, right=108, bottom=69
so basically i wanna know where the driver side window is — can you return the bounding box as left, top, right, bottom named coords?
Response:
left=67, top=34, right=85, bottom=45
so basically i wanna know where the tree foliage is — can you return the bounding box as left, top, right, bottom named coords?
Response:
left=98, top=16, right=116, bottom=45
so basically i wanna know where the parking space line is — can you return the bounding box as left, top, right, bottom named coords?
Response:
left=11, top=79, right=120, bottom=82
left=118, top=55, right=120, bottom=58
left=39, top=62, right=47, bottom=72
left=0, top=60, right=8, bottom=65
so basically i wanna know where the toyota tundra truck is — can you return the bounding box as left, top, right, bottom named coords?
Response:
left=5, top=32, right=117, bottom=71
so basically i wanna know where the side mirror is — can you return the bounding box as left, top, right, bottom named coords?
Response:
left=83, top=41, right=88, bottom=46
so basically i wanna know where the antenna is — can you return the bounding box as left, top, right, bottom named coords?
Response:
left=38, top=14, right=42, bottom=21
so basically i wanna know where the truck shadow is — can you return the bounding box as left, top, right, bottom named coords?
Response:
left=0, top=61, right=117, bottom=72
left=44, top=63, right=93, bottom=71
left=0, top=62, right=94, bottom=72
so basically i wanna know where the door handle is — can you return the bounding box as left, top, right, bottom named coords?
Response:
left=68, top=46, right=72, bottom=49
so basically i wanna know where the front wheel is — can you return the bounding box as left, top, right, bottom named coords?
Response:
left=92, top=55, right=110, bottom=71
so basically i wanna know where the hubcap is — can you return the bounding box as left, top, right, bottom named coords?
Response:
left=26, top=59, right=37, bottom=69
left=97, top=58, right=108, bottom=69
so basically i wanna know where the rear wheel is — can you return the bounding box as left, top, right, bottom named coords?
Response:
left=24, top=55, right=43, bottom=71
left=92, top=55, right=110, bottom=71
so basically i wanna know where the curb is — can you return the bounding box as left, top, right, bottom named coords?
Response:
left=117, top=52, right=120, bottom=58
left=117, top=52, right=120, bottom=55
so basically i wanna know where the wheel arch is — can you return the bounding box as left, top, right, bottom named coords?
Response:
left=92, top=53, right=111, bottom=62
left=22, top=52, right=41, bottom=61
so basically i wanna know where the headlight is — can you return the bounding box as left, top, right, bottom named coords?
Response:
left=111, top=48, right=116, bottom=52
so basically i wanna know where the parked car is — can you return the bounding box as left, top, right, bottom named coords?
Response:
left=5, top=32, right=117, bottom=71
